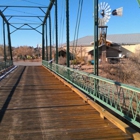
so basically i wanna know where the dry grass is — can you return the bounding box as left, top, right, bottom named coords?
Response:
left=99, top=54, right=140, bottom=88
left=75, top=54, right=140, bottom=88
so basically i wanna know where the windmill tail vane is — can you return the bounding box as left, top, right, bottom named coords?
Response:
left=112, top=7, right=123, bottom=16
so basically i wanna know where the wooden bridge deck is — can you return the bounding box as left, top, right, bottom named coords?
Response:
left=0, top=66, right=132, bottom=140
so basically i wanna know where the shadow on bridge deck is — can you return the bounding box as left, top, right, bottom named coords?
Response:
left=0, top=66, right=132, bottom=140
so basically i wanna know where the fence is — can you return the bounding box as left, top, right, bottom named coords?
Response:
left=0, top=60, right=13, bottom=72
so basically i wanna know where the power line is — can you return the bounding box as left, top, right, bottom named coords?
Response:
left=20, top=0, right=46, bottom=6
left=13, top=18, right=39, bottom=22
left=7, top=8, right=37, bottom=16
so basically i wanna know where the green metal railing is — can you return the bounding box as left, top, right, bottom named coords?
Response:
left=42, top=60, right=140, bottom=128
left=0, top=60, right=13, bottom=72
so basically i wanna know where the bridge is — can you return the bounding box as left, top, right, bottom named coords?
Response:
left=0, top=0, right=140, bottom=140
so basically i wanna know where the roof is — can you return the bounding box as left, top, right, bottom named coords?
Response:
left=67, top=33, right=140, bottom=46
left=69, top=36, right=93, bottom=46
left=107, top=33, right=140, bottom=45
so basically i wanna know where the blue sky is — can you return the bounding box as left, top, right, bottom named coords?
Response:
left=0, top=0, right=140, bottom=47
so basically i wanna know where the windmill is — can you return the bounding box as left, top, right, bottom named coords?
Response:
left=98, top=2, right=123, bottom=45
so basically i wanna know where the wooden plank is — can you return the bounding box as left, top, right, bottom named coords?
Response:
left=43, top=65, right=140, bottom=140
left=0, top=66, right=133, bottom=140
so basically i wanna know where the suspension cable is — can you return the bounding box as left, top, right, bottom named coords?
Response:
left=52, top=14, right=55, bottom=48
left=73, top=0, right=81, bottom=49
left=59, top=0, right=65, bottom=47
left=72, top=0, right=83, bottom=62
left=61, top=11, right=65, bottom=47
left=75, top=0, right=83, bottom=47
left=58, top=0, right=63, bottom=47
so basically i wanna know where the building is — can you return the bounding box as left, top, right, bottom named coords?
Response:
left=61, top=33, right=140, bottom=62
left=88, top=41, right=121, bottom=63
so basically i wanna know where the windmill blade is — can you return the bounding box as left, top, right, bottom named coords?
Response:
left=104, top=16, right=110, bottom=22
left=101, top=2, right=104, bottom=10
left=106, top=16, right=110, bottom=21
left=103, top=18, right=108, bottom=25
left=105, top=5, right=110, bottom=11
left=105, top=19, right=109, bottom=23
left=112, top=7, right=123, bottom=16
left=100, top=2, right=102, bottom=10
left=104, top=15, right=111, bottom=20
left=105, top=12, right=111, bottom=16
left=102, top=15, right=110, bottom=25
left=98, top=18, right=101, bottom=25
left=105, top=20, right=109, bottom=25
left=102, top=2, right=106, bottom=9
left=104, top=13, right=111, bottom=22
left=104, top=16, right=110, bottom=21
left=98, top=4, right=101, bottom=11
left=104, top=3, right=109, bottom=10
left=99, top=18, right=105, bottom=26
left=105, top=8, right=111, bottom=13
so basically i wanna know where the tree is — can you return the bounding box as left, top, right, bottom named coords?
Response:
left=12, top=46, right=35, bottom=60
left=70, top=45, right=87, bottom=64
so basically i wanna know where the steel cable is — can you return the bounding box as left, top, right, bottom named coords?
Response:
left=72, top=0, right=83, bottom=66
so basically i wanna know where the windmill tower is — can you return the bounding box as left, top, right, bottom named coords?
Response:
left=98, top=2, right=123, bottom=62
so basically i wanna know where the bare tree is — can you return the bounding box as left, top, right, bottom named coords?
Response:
left=12, top=46, right=35, bottom=60
left=70, top=46, right=87, bottom=64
